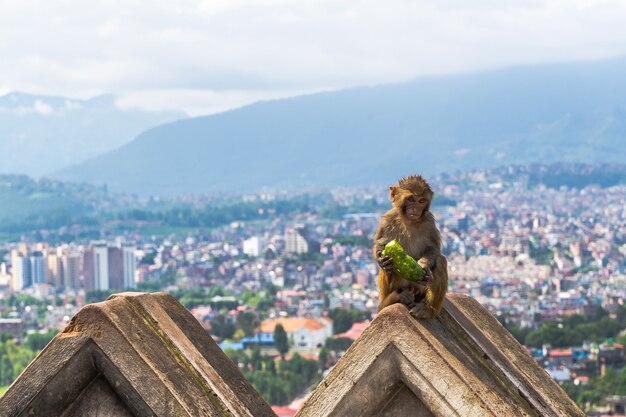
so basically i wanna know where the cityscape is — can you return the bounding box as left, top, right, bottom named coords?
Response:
left=3, top=2, right=626, bottom=415
left=1, top=164, right=625, bottom=414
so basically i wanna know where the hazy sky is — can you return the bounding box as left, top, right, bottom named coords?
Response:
left=2, top=0, right=626, bottom=116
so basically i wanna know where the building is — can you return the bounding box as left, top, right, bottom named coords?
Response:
left=123, top=244, right=137, bottom=289
left=0, top=263, right=11, bottom=287
left=30, top=251, right=47, bottom=286
left=10, top=249, right=30, bottom=290
left=84, top=244, right=109, bottom=291
left=108, top=247, right=124, bottom=290
left=243, top=237, right=263, bottom=257
left=84, top=243, right=136, bottom=291
left=46, top=249, right=63, bottom=287
left=258, top=317, right=333, bottom=351
left=63, top=252, right=81, bottom=291
left=0, top=318, right=23, bottom=338
left=285, top=227, right=320, bottom=255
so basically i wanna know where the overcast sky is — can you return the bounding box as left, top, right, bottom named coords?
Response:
left=2, top=0, right=626, bottom=116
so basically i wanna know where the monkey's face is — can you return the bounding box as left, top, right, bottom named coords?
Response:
left=402, top=194, right=429, bottom=221
left=390, top=175, right=434, bottom=221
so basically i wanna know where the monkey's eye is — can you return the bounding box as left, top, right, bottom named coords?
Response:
left=406, top=196, right=415, bottom=203
left=418, top=198, right=427, bottom=204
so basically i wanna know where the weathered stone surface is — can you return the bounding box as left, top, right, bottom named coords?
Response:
left=296, top=294, right=584, bottom=417
left=0, top=292, right=275, bottom=417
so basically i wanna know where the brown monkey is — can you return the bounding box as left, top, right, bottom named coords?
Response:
left=373, top=175, right=448, bottom=319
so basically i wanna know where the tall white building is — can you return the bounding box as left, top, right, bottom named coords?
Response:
left=93, top=244, right=110, bottom=291
left=85, top=242, right=136, bottom=291
left=285, top=228, right=309, bottom=254
left=47, top=249, right=64, bottom=287
left=10, top=251, right=31, bottom=290
left=30, top=252, right=47, bottom=285
left=0, top=263, right=11, bottom=287
left=122, top=244, right=137, bottom=289
left=243, top=237, right=263, bottom=257
left=63, top=252, right=81, bottom=291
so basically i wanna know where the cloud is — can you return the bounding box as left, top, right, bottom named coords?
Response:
left=1, top=0, right=626, bottom=115
left=33, top=100, right=54, bottom=115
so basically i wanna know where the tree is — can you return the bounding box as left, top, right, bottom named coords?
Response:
left=325, top=337, right=353, bottom=352
left=237, top=312, right=260, bottom=338
left=210, top=315, right=236, bottom=340
left=274, top=324, right=289, bottom=359
left=328, top=308, right=367, bottom=335
left=24, top=329, right=59, bottom=351
left=318, top=347, right=330, bottom=371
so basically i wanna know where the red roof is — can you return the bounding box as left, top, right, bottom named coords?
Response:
left=260, top=317, right=330, bottom=333
left=334, top=321, right=370, bottom=340
left=272, top=406, right=298, bottom=417
left=548, top=349, right=572, bottom=357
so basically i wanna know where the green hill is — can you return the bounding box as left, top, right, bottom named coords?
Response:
left=55, top=56, right=626, bottom=195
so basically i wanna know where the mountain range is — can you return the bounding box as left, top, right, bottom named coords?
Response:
left=55, top=55, right=626, bottom=195
left=0, top=92, right=186, bottom=176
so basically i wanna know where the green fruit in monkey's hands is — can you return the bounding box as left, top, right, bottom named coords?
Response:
left=381, top=240, right=425, bottom=282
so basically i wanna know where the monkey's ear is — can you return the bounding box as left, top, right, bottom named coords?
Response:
left=389, top=186, right=398, bottom=201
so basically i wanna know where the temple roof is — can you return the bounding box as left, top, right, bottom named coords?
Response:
left=296, top=294, right=584, bottom=417
left=0, top=292, right=275, bottom=417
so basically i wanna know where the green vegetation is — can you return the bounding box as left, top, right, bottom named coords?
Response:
left=172, top=288, right=238, bottom=310
left=0, top=175, right=103, bottom=233
left=113, top=198, right=312, bottom=229
left=239, top=287, right=277, bottom=317
left=332, top=235, right=371, bottom=248
left=562, top=366, right=626, bottom=410
left=274, top=324, right=289, bottom=359
left=225, top=348, right=322, bottom=405
left=85, top=289, right=117, bottom=304
left=211, top=315, right=236, bottom=340
left=237, top=312, right=260, bottom=338
left=325, top=337, right=353, bottom=352
left=500, top=305, right=626, bottom=348
left=328, top=308, right=368, bottom=335
left=528, top=163, right=626, bottom=189
left=0, top=330, right=58, bottom=387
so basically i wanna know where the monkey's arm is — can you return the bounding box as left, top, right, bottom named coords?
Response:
left=426, top=255, right=448, bottom=316
left=373, top=216, right=396, bottom=274
left=417, top=244, right=440, bottom=271
left=372, top=216, right=391, bottom=258
left=410, top=255, right=448, bottom=319
left=416, top=221, right=442, bottom=270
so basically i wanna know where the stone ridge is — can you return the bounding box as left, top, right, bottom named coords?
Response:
left=0, top=292, right=275, bottom=417
left=296, top=294, right=584, bottom=417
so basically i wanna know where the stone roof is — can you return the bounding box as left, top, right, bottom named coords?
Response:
left=296, top=294, right=585, bottom=417
left=0, top=291, right=585, bottom=417
left=0, top=292, right=274, bottom=417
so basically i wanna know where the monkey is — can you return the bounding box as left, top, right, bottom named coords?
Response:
left=373, top=175, right=448, bottom=319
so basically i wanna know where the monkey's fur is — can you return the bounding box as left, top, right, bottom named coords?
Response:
left=373, top=175, right=448, bottom=319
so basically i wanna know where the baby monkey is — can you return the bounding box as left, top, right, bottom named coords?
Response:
left=373, top=175, right=448, bottom=319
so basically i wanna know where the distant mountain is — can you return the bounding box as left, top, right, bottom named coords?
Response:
left=0, top=174, right=112, bottom=235
left=56, top=56, right=626, bottom=195
left=0, top=92, right=186, bottom=176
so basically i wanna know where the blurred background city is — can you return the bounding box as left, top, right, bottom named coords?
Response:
left=1, top=1, right=626, bottom=415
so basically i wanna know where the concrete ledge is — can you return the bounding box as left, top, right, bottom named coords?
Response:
left=0, top=292, right=275, bottom=417
left=296, top=294, right=584, bottom=417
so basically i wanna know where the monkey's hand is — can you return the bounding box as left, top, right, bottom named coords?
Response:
left=414, top=268, right=433, bottom=288
left=377, top=251, right=394, bottom=275
left=424, top=267, right=433, bottom=283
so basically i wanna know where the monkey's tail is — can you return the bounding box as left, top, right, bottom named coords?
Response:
left=377, top=269, right=389, bottom=305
